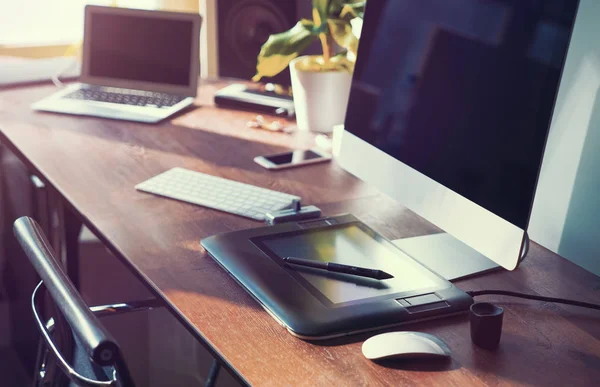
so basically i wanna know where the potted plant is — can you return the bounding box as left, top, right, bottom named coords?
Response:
left=253, top=0, right=365, bottom=133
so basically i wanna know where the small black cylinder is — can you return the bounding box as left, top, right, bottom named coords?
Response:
left=470, top=302, right=504, bottom=350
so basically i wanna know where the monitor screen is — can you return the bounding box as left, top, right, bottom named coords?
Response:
left=88, top=12, right=194, bottom=86
left=345, top=0, right=578, bottom=229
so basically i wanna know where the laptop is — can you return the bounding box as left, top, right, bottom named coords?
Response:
left=33, top=6, right=201, bottom=123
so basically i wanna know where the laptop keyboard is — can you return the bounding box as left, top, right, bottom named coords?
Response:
left=63, top=87, right=185, bottom=108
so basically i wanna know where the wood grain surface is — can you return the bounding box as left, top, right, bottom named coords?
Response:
left=1, top=80, right=599, bottom=386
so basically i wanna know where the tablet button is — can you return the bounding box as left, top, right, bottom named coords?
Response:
left=402, top=293, right=442, bottom=306
left=396, top=299, right=411, bottom=307
left=406, top=301, right=449, bottom=314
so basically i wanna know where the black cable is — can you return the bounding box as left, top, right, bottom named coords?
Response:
left=205, top=359, right=221, bottom=387
left=466, top=290, right=600, bottom=311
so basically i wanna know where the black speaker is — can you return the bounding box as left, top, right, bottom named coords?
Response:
left=217, top=0, right=313, bottom=85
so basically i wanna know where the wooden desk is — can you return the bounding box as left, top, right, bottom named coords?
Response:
left=1, top=81, right=600, bottom=386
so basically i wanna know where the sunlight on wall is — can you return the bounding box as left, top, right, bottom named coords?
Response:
left=0, top=1, right=160, bottom=46
left=0, top=0, right=197, bottom=58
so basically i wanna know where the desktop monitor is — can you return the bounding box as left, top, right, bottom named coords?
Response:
left=338, top=0, right=580, bottom=274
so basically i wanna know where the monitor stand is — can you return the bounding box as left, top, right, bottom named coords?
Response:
left=392, top=233, right=501, bottom=281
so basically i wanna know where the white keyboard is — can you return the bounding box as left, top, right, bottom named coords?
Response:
left=135, top=168, right=300, bottom=221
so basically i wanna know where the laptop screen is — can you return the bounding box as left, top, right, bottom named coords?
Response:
left=88, top=12, right=194, bottom=86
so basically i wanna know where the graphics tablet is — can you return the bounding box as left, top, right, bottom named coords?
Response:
left=201, top=214, right=473, bottom=339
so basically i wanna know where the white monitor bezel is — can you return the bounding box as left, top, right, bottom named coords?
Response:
left=337, top=130, right=525, bottom=271
left=81, top=5, right=201, bottom=96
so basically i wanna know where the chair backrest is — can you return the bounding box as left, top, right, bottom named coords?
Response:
left=14, top=216, right=135, bottom=387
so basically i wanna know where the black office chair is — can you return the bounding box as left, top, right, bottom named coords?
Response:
left=13, top=216, right=165, bottom=387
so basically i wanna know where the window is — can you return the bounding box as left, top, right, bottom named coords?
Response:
left=0, top=0, right=160, bottom=46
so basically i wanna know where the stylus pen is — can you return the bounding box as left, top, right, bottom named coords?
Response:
left=283, top=257, right=394, bottom=280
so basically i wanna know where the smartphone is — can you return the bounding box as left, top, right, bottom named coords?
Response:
left=254, top=148, right=332, bottom=170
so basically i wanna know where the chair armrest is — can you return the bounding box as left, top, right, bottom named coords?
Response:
left=14, top=216, right=119, bottom=366
left=32, top=282, right=117, bottom=386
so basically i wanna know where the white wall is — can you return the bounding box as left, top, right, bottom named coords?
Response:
left=529, top=0, right=600, bottom=276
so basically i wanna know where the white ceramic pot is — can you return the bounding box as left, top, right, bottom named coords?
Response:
left=289, top=56, right=353, bottom=133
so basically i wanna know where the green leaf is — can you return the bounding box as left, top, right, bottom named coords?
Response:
left=253, top=20, right=318, bottom=81
left=312, top=0, right=331, bottom=28
left=327, top=19, right=359, bottom=59
left=340, top=2, right=366, bottom=20
left=329, top=0, right=366, bottom=19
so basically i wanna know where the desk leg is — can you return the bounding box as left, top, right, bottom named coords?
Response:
left=63, top=206, right=83, bottom=290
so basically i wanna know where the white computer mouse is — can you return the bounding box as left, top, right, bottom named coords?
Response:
left=362, top=331, right=452, bottom=361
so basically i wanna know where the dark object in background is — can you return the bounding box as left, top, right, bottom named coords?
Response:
left=470, top=302, right=504, bottom=350
left=217, top=0, right=313, bottom=85
left=214, top=83, right=295, bottom=117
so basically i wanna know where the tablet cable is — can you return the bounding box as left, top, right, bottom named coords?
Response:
left=466, top=289, right=600, bottom=311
